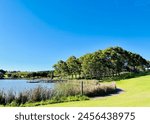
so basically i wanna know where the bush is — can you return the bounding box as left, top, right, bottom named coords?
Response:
left=10, top=100, right=19, bottom=107
left=66, top=95, right=89, bottom=102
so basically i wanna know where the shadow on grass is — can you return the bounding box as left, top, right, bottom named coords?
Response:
left=114, top=88, right=124, bottom=94
left=90, top=88, right=124, bottom=100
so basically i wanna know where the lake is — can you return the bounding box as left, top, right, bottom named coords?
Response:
left=0, top=79, right=55, bottom=93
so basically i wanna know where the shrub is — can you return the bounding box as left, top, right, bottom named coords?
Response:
left=10, top=100, right=19, bottom=107
left=66, top=95, right=89, bottom=102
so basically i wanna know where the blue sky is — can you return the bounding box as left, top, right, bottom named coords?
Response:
left=0, top=0, right=150, bottom=71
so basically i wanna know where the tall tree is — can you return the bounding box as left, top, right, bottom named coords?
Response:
left=53, top=60, right=69, bottom=78
left=53, top=46, right=148, bottom=80
left=80, top=53, right=94, bottom=79
left=66, top=56, right=81, bottom=78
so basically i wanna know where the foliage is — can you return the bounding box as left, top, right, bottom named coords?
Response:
left=0, top=69, right=6, bottom=79
left=53, top=60, right=69, bottom=77
left=4, top=70, right=54, bottom=79
left=66, top=56, right=81, bottom=78
left=53, top=47, right=149, bottom=80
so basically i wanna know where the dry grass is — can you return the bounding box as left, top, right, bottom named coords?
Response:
left=0, top=86, right=54, bottom=106
left=54, top=81, right=117, bottom=97
left=0, top=81, right=117, bottom=106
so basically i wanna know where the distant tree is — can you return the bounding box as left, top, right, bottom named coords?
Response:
left=47, top=70, right=54, bottom=79
left=11, top=73, right=19, bottom=79
left=6, top=73, right=12, bottom=78
left=148, top=61, right=150, bottom=67
left=26, top=72, right=37, bottom=78
left=0, top=73, right=4, bottom=79
left=0, top=69, right=6, bottom=74
left=0, top=69, right=6, bottom=79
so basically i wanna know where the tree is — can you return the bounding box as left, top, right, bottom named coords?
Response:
left=148, top=61, right=150, bottom=67
left=0, top=72, right=4, bottom=79
left=66, top=56, right=81, bottom=79
left=53, top=60, right=69, bottom=78
left=47, top=70, right=54, bottom=79
left=81, top=53, right=94, bottom=79
left=53, top=46, right=148, bottom=80
left=0, top=69, right=6, bottom=79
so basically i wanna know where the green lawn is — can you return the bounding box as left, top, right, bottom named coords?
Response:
left=43, top=75, right=150, bottom=107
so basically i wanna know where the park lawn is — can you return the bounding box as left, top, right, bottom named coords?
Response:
left=43, top=75, right=150, bottom=107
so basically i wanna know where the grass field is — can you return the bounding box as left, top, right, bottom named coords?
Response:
left=43, top=75, right=150, bottom=107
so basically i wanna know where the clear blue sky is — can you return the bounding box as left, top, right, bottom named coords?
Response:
left=0, top=0, right=150, bottom=71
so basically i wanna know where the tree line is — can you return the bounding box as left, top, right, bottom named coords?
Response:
left=53, top=47, right=149, bottom=79
left=0, top=70, right=54, bottom=79
left=0, top=46, right=149, bottom=80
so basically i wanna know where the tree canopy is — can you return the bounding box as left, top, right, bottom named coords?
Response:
left=53, top=47, right=149, bottom=79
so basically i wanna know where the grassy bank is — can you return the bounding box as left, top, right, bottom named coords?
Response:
left=43, top=75, right=150, bottom=107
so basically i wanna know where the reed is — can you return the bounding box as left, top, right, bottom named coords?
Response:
left=0, top=81, right=117, bottom=106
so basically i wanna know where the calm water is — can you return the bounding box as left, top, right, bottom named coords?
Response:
left=0, top=79, right=55, bottom=93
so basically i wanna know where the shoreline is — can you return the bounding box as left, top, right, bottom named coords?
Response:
left=0, top=78, right=67, bottom=83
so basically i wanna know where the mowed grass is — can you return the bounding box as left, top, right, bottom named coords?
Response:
left=44, top=75, right=150, bottom=107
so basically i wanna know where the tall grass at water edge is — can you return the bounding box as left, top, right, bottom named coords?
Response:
left=0, top=81, right=117, bottom=106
